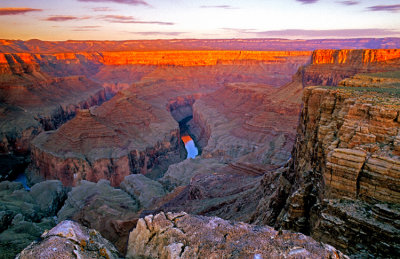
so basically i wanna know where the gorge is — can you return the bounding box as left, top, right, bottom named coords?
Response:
left=0, top=39, right=399, bottom=258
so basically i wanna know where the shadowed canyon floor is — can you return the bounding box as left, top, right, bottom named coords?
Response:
left=1, top=39, right=400, bottom=258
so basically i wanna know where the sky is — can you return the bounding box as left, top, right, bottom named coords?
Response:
left=0, top=0, right=399, bottom=40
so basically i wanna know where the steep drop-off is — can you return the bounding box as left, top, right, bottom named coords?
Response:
left=29, top=50, right=310, bottom=187
left=0, top=56, right=107, bottom=180
left=254, top=70, right=400, bottom=257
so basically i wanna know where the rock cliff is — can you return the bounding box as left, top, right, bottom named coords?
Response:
left=303, top=49, right=400, bottom=86
left=254, top=71, right=400, bottom=257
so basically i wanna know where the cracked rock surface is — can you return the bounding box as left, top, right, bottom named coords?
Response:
left=126, top=211, right=348, bottom=259
left=16, top=220, right=121, bottom=259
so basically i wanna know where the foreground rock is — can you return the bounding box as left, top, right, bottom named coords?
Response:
left=126, top=212, right=348, bottom=259
left=57, top=180, right=140, bottom=254
left=0, top=180, right=70, bottom=258
left=17, top=220, right=120, bottom=259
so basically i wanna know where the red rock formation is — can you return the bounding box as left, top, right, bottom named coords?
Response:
left=303, top=49, right=400, bottom=86
left=31, top=91, right=180, bottom=186
left=311, top=49, right=400, bottom=64
left=28, top=50, right=309, bottom=190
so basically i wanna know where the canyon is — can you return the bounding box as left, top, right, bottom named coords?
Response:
left=0, top=39, right=399, bottom=258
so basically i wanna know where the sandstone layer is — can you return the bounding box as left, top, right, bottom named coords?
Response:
left=126, top=211, right=348, bottom=259
left=303, top=49, right=400, bottom=86
left=254, top=71, right=400, bottom=257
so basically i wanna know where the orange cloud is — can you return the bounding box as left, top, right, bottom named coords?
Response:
left=78, top=0, right=149, bottom=6
left=101, top=15, right=174, bottom=25
left=44, top=16, right=91, bottom=22
left=0, top=7, right=42, bottom=15
left=367, top=4, right=400, bottom=12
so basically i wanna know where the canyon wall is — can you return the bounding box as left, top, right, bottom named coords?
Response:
left=28, top=50, right=310, bottom=187
left=303, top=49, right=400, bottom=86
left=254, top=70, right=400, bottom=257
left=0, top=51, right=311, bottom=72
left=1, top=38, right=400, bottom=53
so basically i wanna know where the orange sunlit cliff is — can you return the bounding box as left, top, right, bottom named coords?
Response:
left=311, top=49, right=400, bottom=64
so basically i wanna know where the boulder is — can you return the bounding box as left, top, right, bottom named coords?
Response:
left=16, top=220, right=120, bottom=259
left=126, top=212, right=348, bottom=259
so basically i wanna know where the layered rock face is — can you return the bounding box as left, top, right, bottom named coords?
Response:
left=31, top=91, right=180, bottom=186
left=17, top=220, right=120, bottom=259
left=126, top=212, right=348, bottom=259
left=1, top=38, right=399, bottom=52
left=29, top=50, right=310, bottom=187
left=254, top=71, right=400, bottom=257
left=303, top=49, right=400, bottom=86
left=0, top=53, right=107, bottom=180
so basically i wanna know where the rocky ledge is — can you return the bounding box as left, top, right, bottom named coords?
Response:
left=126, top=211, right=348, bottom=258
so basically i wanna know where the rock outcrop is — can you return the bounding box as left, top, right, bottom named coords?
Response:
left=31, top=91, right=181, bottom=186
left=120, top=174, right=166, bottom=209
left=254, top=70, right=400, bottom=257
left=57, top=180, right=140, bottom=254
left=17, top=220, right=120, bottom=259
left=126, top=212, right=348, bottom=259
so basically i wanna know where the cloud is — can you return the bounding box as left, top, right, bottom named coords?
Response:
left=101, top=15, right=174, bottom=25
left=0, top=7, right=42, bottom=15
left=367, top=4, right=400, bottom=12
left=337, top=1, right=359, bottom=6
left=130, top=31, right=185, bottom=36
left=200, top=5, right=237, bottom=9
left=221, top=28, right=256, bottom=34
left=73, top=26, right=101, bottom=31
left=296, top=0, right=319, bottom=4
left=78, top=0, right=149, bottom=6
left=253, top=28, right=400, bottom=38
left=92, top=7, right=115, bottom=12
left=44, top=16, right=91, bottom=22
